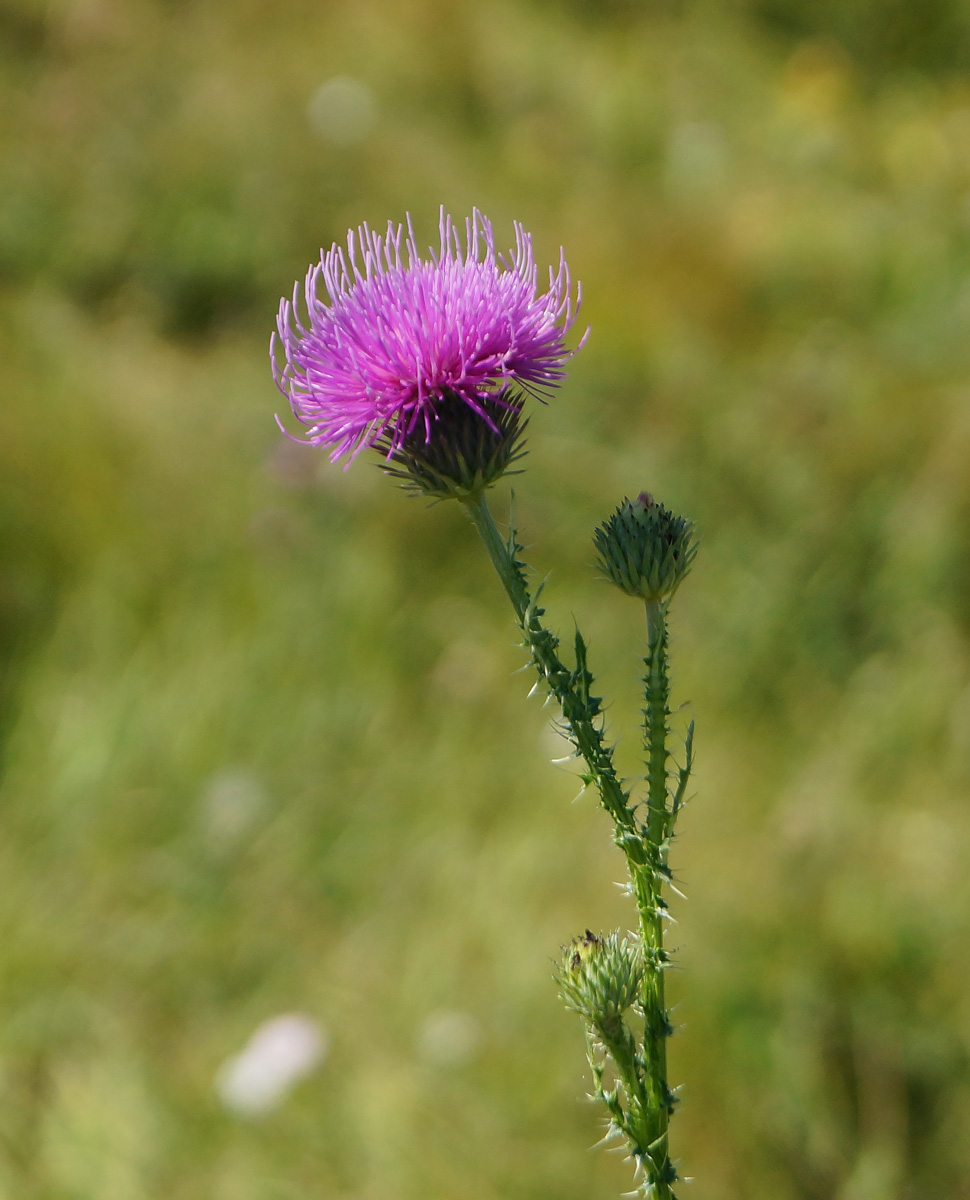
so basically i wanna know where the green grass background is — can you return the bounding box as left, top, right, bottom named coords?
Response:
left=2, top=0, right=970, bottom=1197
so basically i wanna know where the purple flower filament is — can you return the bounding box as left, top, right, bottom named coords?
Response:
left=273, top=209, right=582, bottom=462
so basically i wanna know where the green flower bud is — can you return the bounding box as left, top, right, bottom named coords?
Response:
left=557, top=930, right=643, bottom=1027
left=593, top=493, right=697, bottom=603
left=377, top=390, right=527, bottom=501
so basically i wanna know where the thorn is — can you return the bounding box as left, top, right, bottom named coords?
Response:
left=527, top=679, right=541, bottom=698
left=589, top=1127, right=624, bottom=1150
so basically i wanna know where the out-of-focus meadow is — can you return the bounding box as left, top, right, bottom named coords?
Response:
left=2, top=0, right=970, bottom=1197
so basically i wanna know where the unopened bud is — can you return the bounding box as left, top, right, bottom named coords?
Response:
left=557, top=930, right=643, bottom=1028
left=593, top=493, right=697, bottom=603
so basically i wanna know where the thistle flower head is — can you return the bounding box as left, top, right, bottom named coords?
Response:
left=594, top=493, right=698, bottom=604
left=272, top=208, right=582, bottom=485
left=557, top=929, right=644, bottom=1030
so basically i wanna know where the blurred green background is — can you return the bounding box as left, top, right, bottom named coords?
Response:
left=2, top=0, right=970, bottom=1197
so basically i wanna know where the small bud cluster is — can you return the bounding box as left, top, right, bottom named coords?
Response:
left=377, top=390, right=527, bottom=500
left=593, top=493, right=697, bottom=603
left=557, top=929, right=643, bottom=1029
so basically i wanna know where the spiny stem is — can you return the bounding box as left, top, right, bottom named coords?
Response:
left=461, top=490, right=636, bottom=835
left=639, top=597, right=676, bottom=1197
left=462, top=490, right=680, bottom=1199
left=644, top=599, right=670, bottom=849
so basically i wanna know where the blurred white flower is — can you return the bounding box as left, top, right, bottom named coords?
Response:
left=416, top=1009, right=483, bottom=1067
left=307, top=77, right=377, bottom=145
left=201, top=767, right=266, bottom=852
left=215, top=1014, right=327, bottom=1117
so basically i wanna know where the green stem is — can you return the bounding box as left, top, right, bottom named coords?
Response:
left=644, top=599, right=668, bottom=848
left=639, top=597, right=675, bottom=1197
left=461, top=490, right=530, bottom=619
left=462, top=490, right=678, bottom=1198
left=461, top=490, right=636, bottom=835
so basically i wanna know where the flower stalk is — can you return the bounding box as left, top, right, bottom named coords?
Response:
left=461, top=489, right=695, bottom=1199
left=461, top=490, right=636, bottom=834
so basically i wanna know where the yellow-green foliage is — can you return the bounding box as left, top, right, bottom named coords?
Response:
left=2, top=2, right=970, bottom=1198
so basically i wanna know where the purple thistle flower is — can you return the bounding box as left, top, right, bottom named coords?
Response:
left=272, top=208, right=583, bottom=463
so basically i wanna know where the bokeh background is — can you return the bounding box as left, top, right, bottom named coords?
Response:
left=3, top=0, right=970, bottom=1197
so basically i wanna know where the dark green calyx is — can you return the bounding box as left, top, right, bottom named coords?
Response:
left=557, top=929, right=644, bottom=1029
left=376, top=389, right=527, bottom=501
left=593, top=492, right=698, bottom=603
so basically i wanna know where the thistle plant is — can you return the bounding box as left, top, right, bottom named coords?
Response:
left=274, top=208, right=697, bottom=1199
